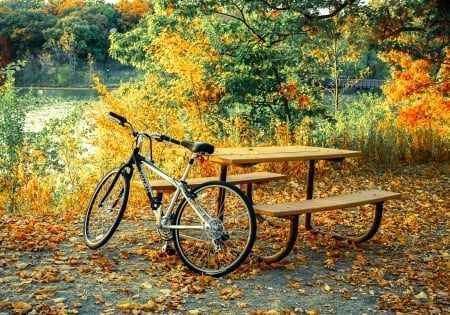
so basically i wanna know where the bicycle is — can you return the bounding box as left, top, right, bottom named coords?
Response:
left=83, top=112, right=256, bottom=277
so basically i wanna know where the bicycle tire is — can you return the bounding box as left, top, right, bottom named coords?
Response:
left=172, top=181, right=256, bottom=277
left=84, top=168, right=130, bottom=249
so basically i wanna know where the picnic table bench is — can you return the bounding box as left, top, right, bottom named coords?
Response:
left=171, top=145, right=401, bottom=263
left=132, top=171, right=287, bottom=192
left=253, top=189, right=401, bottom=262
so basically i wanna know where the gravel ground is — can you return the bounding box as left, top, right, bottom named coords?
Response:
left=1, top=162, right=448, bottom=315
left=0, top=214, right=392, bottom=315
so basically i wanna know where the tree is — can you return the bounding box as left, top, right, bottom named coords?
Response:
left=382, top=50, right=450, bottom=158
left=109, top=1, right=335, bottom=142
left=55, top=0, right=88, bottom=15
left=115, top=0, right=152, bottom=32
left=299, top=11, right=372, bottom=114
left=369, top=0, right=450, bottom=159
left=109, top=6, right=224, bottom=139
left=0, top=35, right=14, bottom=68
left=0, top=9, right=57, bottom=60
left=369, top=0, right=450, bottom=66
left=0, top=0, right=44, bottom=10
left=43, top=2, right=118, bottom=62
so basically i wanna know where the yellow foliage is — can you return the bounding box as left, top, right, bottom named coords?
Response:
left=56, top=0, right=87, bottom=15
left=382, top=50, right=450, bottom=159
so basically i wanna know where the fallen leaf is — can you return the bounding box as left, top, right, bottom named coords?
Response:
left=13, top=302, right=33, bottom=312
left=285, top=263, right=296, bottom=270
left=414, top=291, right=428, bottom=300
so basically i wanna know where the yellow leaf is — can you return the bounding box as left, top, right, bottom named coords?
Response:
left=0, top=301, right=12, bottom=308
left=53, top=298, right=66, bottom=303
left=117, top=301, right=132, bottom=311
left=306, top=310, right=320, bottom=315
left=285, top=263, right=296, bottom=270
left=140, top=282, right=153, bottom=289
left=322, top=284, right=332, bottom=292
left=13, top=302, right=32, bottom=312
left=92, top=294, right=105, bottom=304
left=414, top=291, right=428, bottom=300
left=296, top=255, right=307, bottom=264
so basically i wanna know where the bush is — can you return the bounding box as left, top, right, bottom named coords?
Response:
left=57, top=64, right=72, bottom=87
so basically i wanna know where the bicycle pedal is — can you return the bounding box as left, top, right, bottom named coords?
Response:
left=161, top=242, right=176, bottom=255
left=161, top=241, right=168, bottom=253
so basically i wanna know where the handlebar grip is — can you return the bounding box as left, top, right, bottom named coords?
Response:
left=109, top=112, right=127, bottom=125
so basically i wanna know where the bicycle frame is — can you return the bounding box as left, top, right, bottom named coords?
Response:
left=122, top=133, right=213, bottom=231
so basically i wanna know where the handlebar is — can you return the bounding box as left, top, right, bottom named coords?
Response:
left=109, top=111, right=127, bottom=126
left=108, top=112, right=214, bottom=155
left=110, top=111, right=173, bottom=142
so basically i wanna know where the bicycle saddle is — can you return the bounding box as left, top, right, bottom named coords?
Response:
left=181, top=140, right=215, bottom=154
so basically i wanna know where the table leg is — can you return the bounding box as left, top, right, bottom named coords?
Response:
left=304, top=160, right=315, bottom=230
left=217, top=165, right=228, bottom=219
left=219, top=164, right=228, bottom=181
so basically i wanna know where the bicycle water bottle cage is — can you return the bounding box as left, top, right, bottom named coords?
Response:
left=181, top=140, right=214, bottom=154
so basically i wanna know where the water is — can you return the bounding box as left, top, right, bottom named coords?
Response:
left=21, top=87, right=100, bottom=99
left=23, top=88, right=99, bottom=132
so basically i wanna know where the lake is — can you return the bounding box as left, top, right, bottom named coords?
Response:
left=20, top=87, right=100, bottom=99
left=23, top=88, right=99, bottom=132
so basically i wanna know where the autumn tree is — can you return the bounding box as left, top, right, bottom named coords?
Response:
left=369, top=0, right=450, bottom=160
left=55, top=0, right=87, bottom=15
left=370, top=0, right=450, bottom=66
left=108, top=5, right=224, bottom=140
left=108, top=1, right=337, bottom=143
left=115, top=0, right=152, bottom=32
left=382, top=50, right=450, bottom=160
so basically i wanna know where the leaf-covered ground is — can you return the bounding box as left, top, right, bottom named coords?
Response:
left=0, top=161, right=448, bottom=315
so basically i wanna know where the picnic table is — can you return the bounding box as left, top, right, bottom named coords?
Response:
left=173, top=145, right=400, bottom=262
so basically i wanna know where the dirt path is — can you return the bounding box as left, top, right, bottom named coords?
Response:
left=1, top=162, right=448, bottom=314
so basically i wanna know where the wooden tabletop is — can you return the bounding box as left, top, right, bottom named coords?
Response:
left=173, top=145, right=361, bottom=165
left=209, top=146, right=361, bottom=165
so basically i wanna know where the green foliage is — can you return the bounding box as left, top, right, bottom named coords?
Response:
left=42, top=3, right=118, bottom=61
left=0, top=66, right=31, bottom=211
left=57, top=64, right=72, bottom=86
left=1, top=63, right=91, bottom=212
left=303, top=92, right=438, bottom=163
left=0, top=9, right=57, bottom=59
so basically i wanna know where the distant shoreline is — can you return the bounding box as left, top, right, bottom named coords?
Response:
left=17, top=86, right=118, bottom=90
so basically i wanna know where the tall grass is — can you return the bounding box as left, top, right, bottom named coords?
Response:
left=292, top=93, right=449, bottom=163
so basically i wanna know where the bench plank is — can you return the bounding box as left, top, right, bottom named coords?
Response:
left=131, top=171, right=286, bottom=191
left=254, top=189, right=401, bottom=217
left=253, top=189, right=401, bottom=263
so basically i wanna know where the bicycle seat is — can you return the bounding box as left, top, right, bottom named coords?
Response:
left=181, top=140, right=215, bottom=154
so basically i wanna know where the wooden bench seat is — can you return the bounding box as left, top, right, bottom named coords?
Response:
left=131, top=171, right=286, bottom=191
left=254, top=189, right=401, bottom=217
left=252, top=189, right=401, bottom=263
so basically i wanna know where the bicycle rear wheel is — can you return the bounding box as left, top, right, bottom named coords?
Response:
left=84, top=168, right=130, bottom=249
left=172, top=181, right=256, bottom=277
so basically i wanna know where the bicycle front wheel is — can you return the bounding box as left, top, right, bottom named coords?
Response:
left=84, top=168, right=130, bottom=249
left=172, top=181, right=256, bottom=277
